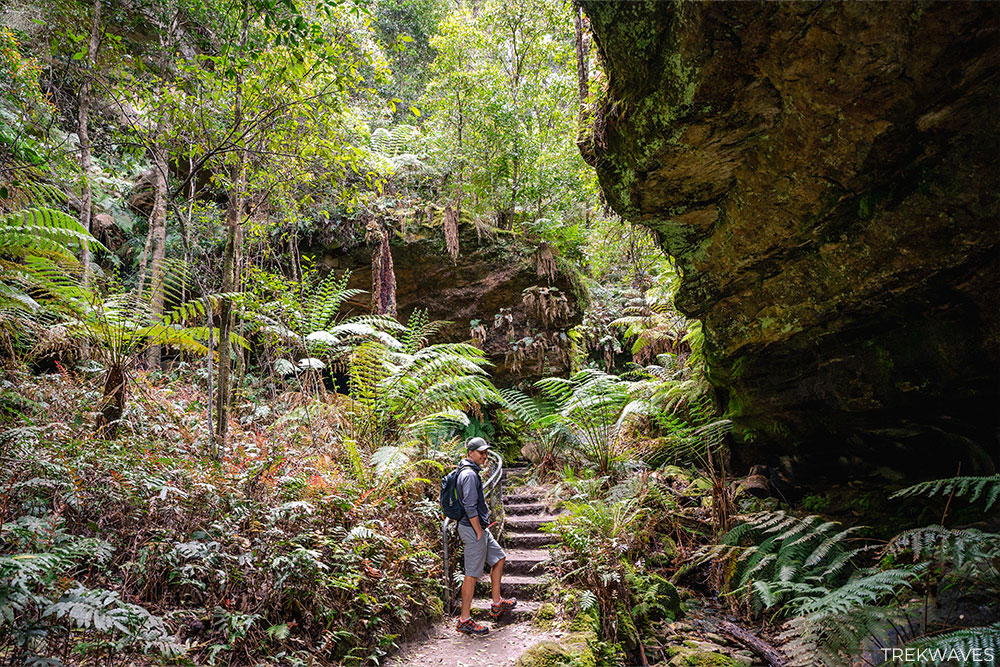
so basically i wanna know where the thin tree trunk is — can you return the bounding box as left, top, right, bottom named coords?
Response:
left=77, top=0, right=101, bottom=284
left=573, top=5, right=589, bottom=120
left=146, top=127, right=169, bottom=369
left=215, top=2, right=248, bottom=448
left=206, top=308, right=215, bottom=458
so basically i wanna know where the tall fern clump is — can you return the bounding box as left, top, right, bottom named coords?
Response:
left=345, top=309, right=501, bottom=486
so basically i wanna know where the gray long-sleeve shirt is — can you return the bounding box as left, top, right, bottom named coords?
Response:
left=456, top=458, right=489, bottom=527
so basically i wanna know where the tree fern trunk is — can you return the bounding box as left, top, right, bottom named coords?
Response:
left=96, top=364, right=125, bottom=439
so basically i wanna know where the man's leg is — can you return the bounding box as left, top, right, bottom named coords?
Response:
left=461, top=574, right=477, bottom=620
left=489, top=557, right=505, bottom=604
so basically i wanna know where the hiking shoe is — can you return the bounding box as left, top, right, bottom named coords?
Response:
left=490, top=597, right=517, bottom=619
left=456, top=617, right=489, bottom=636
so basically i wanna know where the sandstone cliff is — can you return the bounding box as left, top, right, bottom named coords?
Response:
left=579, top=1, right=999, bottom=476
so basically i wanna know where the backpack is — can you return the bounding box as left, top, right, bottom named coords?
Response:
left=440, top=462, right=475, bottom=520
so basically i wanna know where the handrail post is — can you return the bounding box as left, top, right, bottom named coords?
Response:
left=442, top=517, right=452, bottom=613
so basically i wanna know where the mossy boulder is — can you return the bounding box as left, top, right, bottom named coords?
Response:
left=516, top=632, right=597, bottom=667
left=579, top=1, right=1000, bottom=479
left=666, top=645, right=743, bottom=667
left=533, top=602, right=558, bottom=630
left=568, top=604, right=600, bottom=635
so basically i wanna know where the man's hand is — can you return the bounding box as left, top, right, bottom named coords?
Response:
left=470, top=516, right=484, bottom=541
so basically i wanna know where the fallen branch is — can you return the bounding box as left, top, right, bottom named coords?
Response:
left=716, top=620, right=787, bottom=667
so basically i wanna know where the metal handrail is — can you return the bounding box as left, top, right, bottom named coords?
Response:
left=442, top=449, right=503, bottom=613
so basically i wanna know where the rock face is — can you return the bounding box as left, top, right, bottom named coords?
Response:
left=316, top=217, right=584, bottom=387
left=579, top=1, right=999, bottom=476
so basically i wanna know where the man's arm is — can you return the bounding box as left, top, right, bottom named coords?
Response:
left=457, top=469, right=482, bottom=539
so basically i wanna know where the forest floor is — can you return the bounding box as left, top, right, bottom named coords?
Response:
left=386, top=618, right=561, bottom=667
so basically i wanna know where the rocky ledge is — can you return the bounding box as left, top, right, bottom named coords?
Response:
left=579, top=1, right=999, bottom=477
left=315, top=212, right=585, bottom=387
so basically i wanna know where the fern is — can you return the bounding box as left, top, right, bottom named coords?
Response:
left=890, top=474, right=1000, bottom=511
left=707, top=511, right=869, bottom=616
left=887, top=524, right=1000, bottom=569
left=899, top=622, right=1000, bottom=665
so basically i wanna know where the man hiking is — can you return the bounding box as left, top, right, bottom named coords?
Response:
left=455, top=437, right=517, bottom=635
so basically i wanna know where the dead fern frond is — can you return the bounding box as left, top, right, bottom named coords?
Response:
left=535, top=242, right=557, bottom=282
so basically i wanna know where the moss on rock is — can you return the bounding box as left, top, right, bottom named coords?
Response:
left=666, top=645, right=742, bottom=667
left=532, top=602, right=558, bottom=630
left=516, top=632, right=597, bottom=667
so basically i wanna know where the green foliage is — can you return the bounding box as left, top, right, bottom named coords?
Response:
left=706, top=511, right=871, bottom=616
left=714, top=475, right=1000, bottom=666
left=898, top=622, right=1000, bottom=666
left=890, top=474, right=1000, bottom=511
left=0, top=506, right=181, bottom=663
left=347, top=310, right=500, bottom=455
left=0, top=382, right=445, bottom=667
left=422, top=0, right=591, bottom=237
left=535, top=369, right=634, bottom=476
left=544, top=497, right=654, bottom=644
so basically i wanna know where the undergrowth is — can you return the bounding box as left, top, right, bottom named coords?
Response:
left=0, top=368, right=446, bottom=666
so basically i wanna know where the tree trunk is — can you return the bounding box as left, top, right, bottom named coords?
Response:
left=77, top=0, right=101, bottom=284
left=364, top=212, right=396, bottom=317
left=146, top=130, right=169, bottom=369
left=573, top=5, right=589, bottom=120
left=95, top=364, right=126, bottom=439
left=215, top=3, right=248, bottom=448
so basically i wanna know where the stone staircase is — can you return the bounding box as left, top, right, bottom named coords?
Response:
left=469, top=465, right=561, bottom=623
left=386, top=464, right=566, bottom=666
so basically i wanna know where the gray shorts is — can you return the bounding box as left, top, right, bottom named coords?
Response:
left=457, top=523, right=505, bottom=577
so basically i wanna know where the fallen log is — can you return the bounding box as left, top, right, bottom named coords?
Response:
left=716, top=620, right=787, bottom=667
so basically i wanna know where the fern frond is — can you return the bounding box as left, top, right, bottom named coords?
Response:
left=891, top=474, right=1000, bottom=511
left=886, top=525, right=1000, bottom=569
left=900, top=622, right=1000, bottom=665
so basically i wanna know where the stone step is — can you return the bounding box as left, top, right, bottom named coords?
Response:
left=506, top=515, right=561, bottom=532
left=503, top=548, right=551, bottom=575
left=505, top=502, right=547, bottom=516
left=503, top=466, right=530, bottom=477
left=476, top=575, right=544, bottom=600
left=505, top=531, right=558, bottom=548
left=503, top=491, right=542, bottom=504
left=468, top=598, right=542, bottom=623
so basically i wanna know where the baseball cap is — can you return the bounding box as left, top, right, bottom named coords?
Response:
left=466, top=437, right=491, bottom=451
